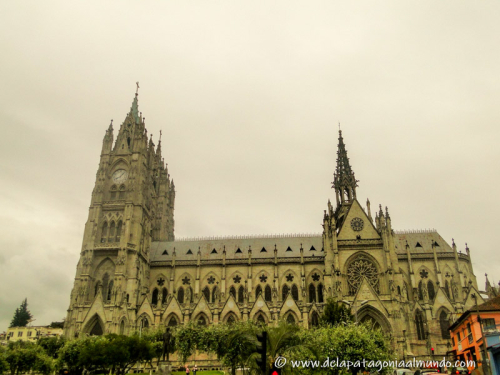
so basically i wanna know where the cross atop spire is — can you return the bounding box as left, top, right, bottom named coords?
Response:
left=332, top=129, right=358, bottom=205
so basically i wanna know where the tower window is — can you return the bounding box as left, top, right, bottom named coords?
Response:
left=110, top=185, right=117, bottom=200
left=186, top=249, right=193, bottom=255
left=211, top=248, right=217, bottom=254
left=118, top=185, right=126, bottom=199
left=310, top=246, right=316, bottom=251
left=286, top=246, right=292, bottom=252
left=261, top=247, right=267, bottom=253
left=116, top=221, right=122, bottom=242
left=162, top=250, right=168, bottom=255
left=101, top=222, right=108, bottom=243
left=109, top=222, right=116, bottom=242
left=416, top=242, right=423, bottom=248
left=264, top=285, right=272, bottom=302
left=235, top=248, right=242, bottom=254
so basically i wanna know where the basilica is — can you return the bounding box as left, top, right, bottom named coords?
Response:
left=64, top=91, right=483, bottom=359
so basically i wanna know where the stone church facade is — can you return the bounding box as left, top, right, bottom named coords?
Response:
left=64, top=92, right=484, bottom=359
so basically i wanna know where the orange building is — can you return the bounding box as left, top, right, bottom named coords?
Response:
left=449, top=294, right=500, bottom=375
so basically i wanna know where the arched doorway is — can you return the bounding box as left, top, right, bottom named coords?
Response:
left=356, top=305, right=391, bottom=333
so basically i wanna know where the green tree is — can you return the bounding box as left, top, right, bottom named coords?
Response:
left=0, top=346, right=8, bottom=375
left=320, top=298, right=354, bottom=326
left=38, top=337, right=66, bottom=359
left=173, top=323, right=202, bottom=363
left=301, top=322, right=393, bottom=375
left=9, top=299, right=33, bottom=328
left=5, top=341, right=52, bottom=375
left=56, top=337, right=87, bottom=375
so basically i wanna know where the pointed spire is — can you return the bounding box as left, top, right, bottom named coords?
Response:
left=332, top=129, right=358, bottom=204
left=130, top=93, right=140, bottom=124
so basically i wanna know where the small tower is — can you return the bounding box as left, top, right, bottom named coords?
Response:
left=332, top=130, right=358, bottom=207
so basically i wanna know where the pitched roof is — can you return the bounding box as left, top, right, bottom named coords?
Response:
left=449, top=295, right=500, bottom=331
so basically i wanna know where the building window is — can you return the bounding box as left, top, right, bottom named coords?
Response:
left=101, top=222, right=108, bottom=243
left=347, top=257, right=379, bottom=295
left=109, top=222, right=116, bottom=242
left=415, top=310, right=426, bottom=340
left=118, top=185, right=126, bottom=199
left=115, top=221, right=122, bottom=242
left=238, top=286, right=244, bottom=303
left=152, top=288, right=159, bottom=305
left=317, top=284, right=324, bottom=303
left=27, top=331, right=32, bottom=337
left=309, top=284, right=316, bottom=303
left=212, top=286, right=218, bottom=303
left=291, top=284, right=299, bottom=301
left=202, top=287, right=210, bottom=302
left=18, top=332, right=23, bottom=337
left=256, top=285, right=262, bottom=299
left=229, top=286, right=236, bottom=299
left=107, top=280, right=113, bottom=301
left=162, top=288, right=168, bottom=304
left=264, top=285, right=272, bottom=302
left=482, top=318, right=496, bottom=331
left=110, top=185, right=117, bottom=200
left=178, top=287, right=184, bottom=304
left=286, top=314, right=296, bottom=324
left=428, top=281, right=436, bottom=300
left=282, top=284, right=289, bottom=300
left=439, top=310, right=451, bottom=339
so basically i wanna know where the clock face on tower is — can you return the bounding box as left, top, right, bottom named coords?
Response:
left=112, top=169, right=128, bottom=184
left=350, top=217, right=364, bottom=231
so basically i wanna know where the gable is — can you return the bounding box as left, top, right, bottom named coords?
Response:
left=191, top=294, right=211, bottom=323
left=220, top=293, right=242, bottom=320
left=137, top=295, right=155, bottom=321
left=337, top=200, right=380, bottom=240
left=161, top=296, right=183, bottom=323
left=81, top=290, right=108, bottom=329
left=249, top=294, right=272, bottom=320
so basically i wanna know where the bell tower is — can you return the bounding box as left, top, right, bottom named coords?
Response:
left=64, top=89, right=175, bottom=337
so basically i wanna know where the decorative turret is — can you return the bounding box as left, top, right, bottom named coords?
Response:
left=332, top=129, right=358, bottom=206
left=101, top=120, right=114, bottom=155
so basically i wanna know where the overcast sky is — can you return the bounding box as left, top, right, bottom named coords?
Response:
left=1, top=1, right=499, bottom=331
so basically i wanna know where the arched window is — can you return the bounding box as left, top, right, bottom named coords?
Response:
left=202, top=286, right=210, bottom=302
left=198, top=316, right=207, bottom=326
left=115, top=221, right=122, bottom=242
left=428, top=281, right=435, bottom=300
left=229, top=286, right=236, bottom=299
left=415, top=310, right=426, bottom=340
left=118, top=185, right=126, bottom=199
left=152, top=288, right=159, bottom=305
left=256, top=314, right=266, bottom=325
left=141, top=317, right=149, bottom=330
left=256, top=285, right=262, bottom=299
left=286, top=314, right=296, bottom=324
left=282, top=284, right=290, bottom=300
left=397, top=286, right=401, bottom=295
left=94, top=281, right=101, bottom=298
left=238, top=286, right=244, bottom=303
left=107, top=280, right=113, bottom=302
left=186, top=287, right=193, bottom=303
left=265, top=285, right=272, bottom=302
left=212, top=286, right=218, bottom=303
left=168, top=316, right=178, bottom=327
left=439, top=310, right=451, bottom=339
left=445, top=280, right=451, bottom=299
left=227, top=314, right=236, bottom=324
left=109, top=222, right=116, bottom=242
left=347, top=257, right=379, bottom=295
left=101, top=222, right=108, bottom=243
left=162, top=288, right=168, bottom=304
left=309, top=283, right=316, bottom=303
left=178, top=287, right=184, bottom=304
left=317, top=284, right=324, bottom=303
left=119, top=320, right=125, bottom=335
left=292, top=284, right=299, bottom=301
left=311, top=311, right=319, bottom=327
left=418, top=280, right=424, bottom=300
left=102, top=273, right=109, bottom=298
left=126, top=293, right=129, bottom=303
left=110, top=185, right=117, bottom=200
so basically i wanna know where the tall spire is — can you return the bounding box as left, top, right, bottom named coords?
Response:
left=332, top=129, right=358, bottom=205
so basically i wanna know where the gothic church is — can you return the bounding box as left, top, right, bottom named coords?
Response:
left=64, top=91, right=483, bottom=358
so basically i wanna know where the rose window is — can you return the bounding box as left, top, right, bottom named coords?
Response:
left=347, top=258, right=379, bottom=295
